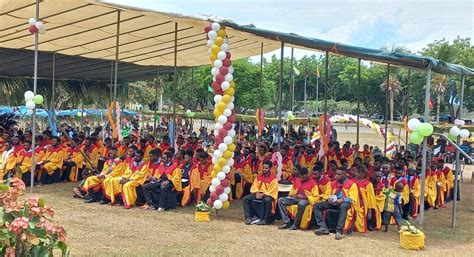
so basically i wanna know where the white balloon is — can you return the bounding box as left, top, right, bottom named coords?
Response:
left=217, top=51, right=227, bottom=61
left=214, top=149, right=222, bottom=158
left=211, top=178, right=220, bottom=187
left=407, top=118, right=421, bottom=131
left=460, top=129, right=470, bottom=138
left=38, top=27, right=46, bottom=34
left=213, top=130, right=219, bottom=136
left=24, top=91, right=34, bottom=101
left=214, top=60, right=223, bottom=68
left=211, top=22, right=221, bottom=31
left=214, top=122, right=223, bottom=130
left=224, top=187, right=231, bottom=194
left=449, top=126, right=461, bottom=137
left=224, top=74, right=233, bottom=82
left=206, top=40, right=214, bottom=47
left=28, top=18, right=37, bottom=26
left=218, top=115, right=227, bottom=125
left=209, top=185, right=216, bottom=192
left=221, top=81, right=230, bottom=91
left=227, top=102, right=234, bottom=110
left=211, top=67, right=219, bottom=76
left=217, top=172, right=226, bottom=181
left=222, top=165, right=231, bottom=173
left=218, top=143, right=228, bottom=153
left=231, top=96, right=235, bottom=102
left=208, top=30, right=217, bottom=39
left=212, top=157, right=217, bottom=165
left=224, top=136, right=232, bottom=145
left=221, top=43, right=229, bottom=52
left=35, top=21, right=44, bottom=30
left=223, top=108, right=232, bottom=117
left=287, top=111, right=293, bottom=116
left=227, top=129, right=236, bottom=138
left=219, top=193, right=228, bottom=202
left=213, top=200, right=223, bottom=209
left=214, top=95, right=222, bottom=103
left=226, top=158, right=234, bottom=167
left=228, top=65, right=234, bottom=74
left=25, top=100, right=35, bottom=110
left=186, top=109, right=191, bottom=114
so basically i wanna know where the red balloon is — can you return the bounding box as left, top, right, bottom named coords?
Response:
left=204, top=24, right=212, bottom=33
left=212, top=81, right=221, bottom=91
left=215, top=74, right=224, bottom=83
left=207, top=198, right=214, bottom=206
left=214, top=89, right=223, bottom=95
left=215, top=135, right=223, bottom=143
left=29, top=25, right=38, bottom=34
left=226, top=52, right=231, bottom=58
left=218, top=128, right=227, bottom=137
left=223, top=122, right=232, bottom=130
left=219, top=66, right=229, bottom=75
left=228, top=115, right=236, bottom=123
left=223, top=58, right=231, bottom=67
left=220, top=179, right=230, bottom=188
left=215, top=185, right=224, bottom=195
left=213, top=143, right=219, bottom=149
left=225, top=172, right=232, bottom=180
left=210, top=192, right=219, bottom=201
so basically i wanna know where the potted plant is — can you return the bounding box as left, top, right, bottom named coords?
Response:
left=194, top=201, right=212, bottom=222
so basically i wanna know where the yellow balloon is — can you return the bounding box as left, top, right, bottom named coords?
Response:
left=213, top=109, right=221, bottom=118
left=218, top=158, right=227, bottom=167
left=210, top=54, right=217, bottom=63
left=211, top=45, right=220, bottom=54
left=217, top=29, right=226, bottom=38
left=215, top=37, right=224, bottom=46
left=211, top=170, right=219, bottom=178
left=222, top=201, right=230, bottom=209
left=222, top=94, right=231, bottom=104
left=213, top=166, right=220, bottom=173
left=217, top=102, right=226, bottom=112
left=223, top=150, right=232, bottom=159
left=225, top=87, right=235, bottom=96
left=227, top=143, right=236, bottom=152
left=230, top=81, right=235, bottom=88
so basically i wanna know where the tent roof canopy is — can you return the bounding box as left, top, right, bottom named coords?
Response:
left=1, top=0, right=473, bottom=81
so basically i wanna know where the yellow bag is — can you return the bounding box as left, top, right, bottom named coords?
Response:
left=400, top=230, right=425, bottom=250
left=194, top=211, right=211, bottom=222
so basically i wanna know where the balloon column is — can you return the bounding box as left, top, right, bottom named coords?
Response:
left=28, top=18, right=46, bottom=34
left=24, top=90, right=44, bottom=115
left=205, top=22, right=235, bottom=210
left=407, top=118, right=433, bottom=144
left=448, top=119, right=471, bottom=141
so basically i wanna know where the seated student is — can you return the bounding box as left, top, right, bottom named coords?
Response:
left=189, top=151, right=212, bottom=204
left=326, top=160, right=338, bottom=181
left=278, top=167, right=319, bottom=230
left=313, top=169, right=359, bottom=240
left=280, top=145, right=294, bottom=181
left=351, top=164, right=376, bottom=233
left=82, top=137, right=99, bottom=174
left=179, top=150, right=194, bottom=206
left=231, top=152, right=253, bottom=200
left=437, top=159, right=453, bottom=203
left=0, top=140, right=16, bottom=179
left=96, top=137, right=113, bottom=173
left=424, top=164, right=437, bottom=209
left=61, top=138, right=84, bottom=182
left=39, top=136, right=64, bottom=184
left=382, top=182, right=404, bottom=232
left=372, top=171, right=386, bottom=230
left=243, top=160, right=278, bottom=226
left=312, top=162, right=331, bottom=200
left=16, top=140, right=33, bottom=185
left=102, top=149, right=149, bottom=208
left=81, top=147, right=125, bottom=203
left=142, top=150, right=182, bottom=211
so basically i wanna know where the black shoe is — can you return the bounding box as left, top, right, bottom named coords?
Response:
left=84, top=198, right=96, bottom=203
left=99, top=200, right=110, bottom=205
left=368, top=226, right=375, bottom=231
left=314, top=227, right=330, bottom=235
left=289, top=225, right=299, bottom=230
left=245, top=218, right=252, bottom=225
left=256, top=220, right=268, bottom=225
left=278, top=223, right=292, bottom=229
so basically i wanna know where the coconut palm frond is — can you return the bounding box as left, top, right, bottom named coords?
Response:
left=432, top=74, right=448, bottom=94
left=0, top=113, right=19, bottom=131
left=380, top=75, right=401, bottom=93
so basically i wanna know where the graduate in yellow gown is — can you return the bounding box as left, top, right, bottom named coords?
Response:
left=82, top=137, right=99, bottom=173
left=405, top=168, right=421, bottom=218
left=63, top=142, right=84, bottom=182
left=243, top=160, right=279, bottom=225
left=103, top=149, right=149, bottom=207
left=189, top=151, right=212, bottom=204
left=312, top=161, right=331, bottom=200
left=231, top=153, right=253, bottom=200
left=82, top=147, right=125, bottom=203
left=0, top=141, right=17, bottom=179
left=352, top=165, right=376, bottom=233
left=424, top=165, right=437, bottom=208
left=39, top=137, right=64, bottom=184
left=280, top=145, right=294, bottom=181
left=278, top=167, right=319, bottom=230
left=373, top=171, right=386, bottom=230
left=437, top=159, right=453, bottom=204
left=15, top=140, right=33, bottom=185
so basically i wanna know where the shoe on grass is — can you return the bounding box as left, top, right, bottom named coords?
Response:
left=335, top=231, right=344, bottom=240
left=278, top=223, right=292, bottom=229
left=245, top=218, right=252, bottom=225
left=314, top=227, right=330, bottom=235
left=289, top=225, right=299, bottom=230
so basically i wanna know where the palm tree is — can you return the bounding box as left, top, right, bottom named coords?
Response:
left=432, top=74, right=448, bottom=123
left=380, top=74, right=401, bottom=125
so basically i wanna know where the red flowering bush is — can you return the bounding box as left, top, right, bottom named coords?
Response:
left=0, top=178, right=69, bottom=256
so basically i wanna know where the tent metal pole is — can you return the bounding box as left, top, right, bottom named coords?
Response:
left=405, top=69, right=411, bottom=148
left=29, top=0, right=40, bottom=193
left=154, top=68, right=159, bottom=133
left=172, top=22, right=178, bottom=149
left=356, top=58, right=361, bottom=145
left=452, top=75, right=465, bottom=228
left=419, top=67, right=431, bottom=227
left=50, top=52, right=57, bottom=137
left=258, top=42, right=264, bottom=140
left=304, top=66, right=307, bottom=117
left=109, top=61, right=113, bottom=103
left=112, top=10, right=120, bottom=144
left=276, top=42, right=284, bottom=150
left=324, top=52, right=328, bottom=118
left=290, top=47, right=294, bottom=111
left=384, top=64, right=389, bottom=156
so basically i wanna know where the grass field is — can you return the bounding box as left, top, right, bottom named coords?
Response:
left=25, top=128, right=474, bottom=256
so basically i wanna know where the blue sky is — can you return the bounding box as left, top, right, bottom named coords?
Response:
left=108, top=0, right=473, bottom=59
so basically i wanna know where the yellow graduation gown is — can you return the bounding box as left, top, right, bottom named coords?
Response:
left=354, top=179, right=376, bottom=233
left=231, top=160, right=253, bottom=200
left=81, top=158, right=125, bottom=192
left=41, top=146, right=64, bottom=175
left=103, top=161, right=148, bottom=206
left=83, top=145, right=99, bottom=172
left=250, top=174, right=279, bottom=213
left=189, top=162, right=212, bottom=203
left=155, top=163, right=182, bottom=192
left=329, top=179, right=360, bottom=233
left=286, top=179, right=320, bottom=229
